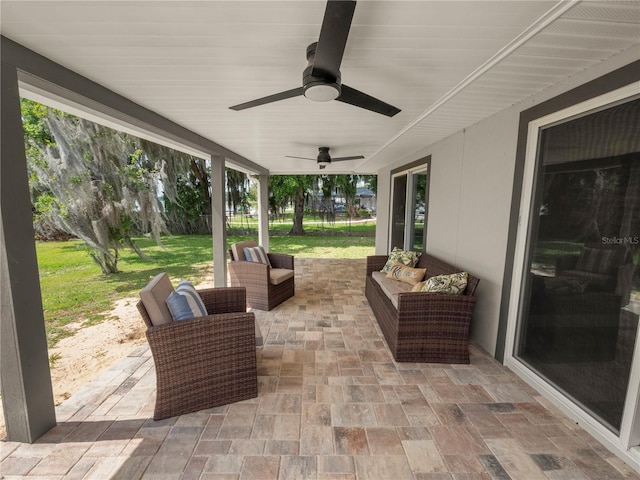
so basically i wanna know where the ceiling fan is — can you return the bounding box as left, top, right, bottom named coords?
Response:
left=286, top=147, right=364, bottom=169
left=229, top=0, right=401, bottom=117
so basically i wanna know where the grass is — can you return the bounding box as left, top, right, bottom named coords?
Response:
left=531, top=240, right=582, bottom=270
left=228, top=216, right=377, bottom=235
left=36, top=228, right=375, bottom=347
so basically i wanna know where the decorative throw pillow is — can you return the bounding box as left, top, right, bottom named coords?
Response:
left=243, top=245, right=271, bottom=266
left=385, top=261, right=427, bottom=286
left=166, top=280, right=207, bottom=320
left=411, top=281, right=427, bottom=292
left=420, top=272, right=468, bottom=295
left=381, top=247, right=421, bottom=273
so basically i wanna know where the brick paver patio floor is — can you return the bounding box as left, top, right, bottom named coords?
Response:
left=1, top=258, right=638, bottom=479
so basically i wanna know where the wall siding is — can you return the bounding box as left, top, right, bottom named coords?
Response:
left=375, top=48, right=639, bottom=357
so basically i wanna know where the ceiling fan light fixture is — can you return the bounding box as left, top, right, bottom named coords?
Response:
left=317, top=159, right=331, bottom=168
left=304, top=82, right=340, bottom=102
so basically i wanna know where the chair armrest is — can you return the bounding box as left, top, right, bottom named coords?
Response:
left=146, top=311, right=256, bottom=355
left=268, top=253, right=294, bottom=270
left=229, top=259, right=269, bottom=277
left=146, top=312, right=256, bottom=345
left=366, top=255, right=389, bottom=276
left=555, top=254, right=578, bottom=275
left=198, top=287, right=247, bottom=314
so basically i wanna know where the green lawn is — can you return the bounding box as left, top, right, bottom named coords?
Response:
left=228, top=215, right=377, bottom=235
left=36, top=230, right=375, bottom=346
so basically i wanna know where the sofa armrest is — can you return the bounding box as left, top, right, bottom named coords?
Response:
left=268, top=253, right=294, bottom=270
left=366, top=255, right=388, bottom=276
left=198, top=287, right=247, bottom=314
left=397, top=291, right=477, bottom=327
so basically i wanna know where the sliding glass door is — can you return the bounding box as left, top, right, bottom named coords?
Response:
left=390, top=162, right=430, bottom=252
left=514, top=95, right=639, bottom=434
left=409, top=170, right=428, bottom=251
left=390, top=174, right=407, bottom=250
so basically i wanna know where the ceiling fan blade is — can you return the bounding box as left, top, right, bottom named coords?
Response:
left=311, top=0, right=356, bottom=78
left=337, top=84, right=401, bottom=117
left=285, top=155, right=316, bottom=161
left=332, top=155, right=365, bottom=161
left=229, top=87, right=304, bottom=111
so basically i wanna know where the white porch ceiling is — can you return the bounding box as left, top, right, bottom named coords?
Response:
left=1, top=1, right=639, bottom=174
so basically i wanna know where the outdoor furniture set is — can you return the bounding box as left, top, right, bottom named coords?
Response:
left=138, top=244, right=479, bottom=419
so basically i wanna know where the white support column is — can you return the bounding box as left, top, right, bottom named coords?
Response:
left=374, top=169, right=392, bottom=255
left=256, top=174, right=270, bottom=251
left=210, top=154, right=227, bottom=287
left=1, top=61, right=57, bottom=442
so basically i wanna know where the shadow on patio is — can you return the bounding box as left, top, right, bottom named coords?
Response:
left=1, top=258, right=636, bottom=479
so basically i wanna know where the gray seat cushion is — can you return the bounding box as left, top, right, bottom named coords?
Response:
left=371, top=270, right=412, bottom=309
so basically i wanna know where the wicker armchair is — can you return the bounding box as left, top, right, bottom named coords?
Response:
left=137, top=273, right=258, bottom=420
left=228, top=240, right=295, bottom=311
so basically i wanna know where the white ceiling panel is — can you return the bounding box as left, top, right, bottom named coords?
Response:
left=1, top=0, right=638, bottom=174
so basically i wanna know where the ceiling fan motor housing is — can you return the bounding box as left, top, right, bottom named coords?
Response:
left=303, top=42, right=341, bottom=101
left=317, top=146, right=332, bottom=167
left=229, top=2, right=400, bottom=117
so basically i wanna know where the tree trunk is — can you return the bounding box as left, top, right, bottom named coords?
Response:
left=190, top=158, right=212, bottom=216
left=580, top=169, right=604, bottom=240
left=90, top=250, right=119, bottom=274
left=289, top=188, right=305, bottom=235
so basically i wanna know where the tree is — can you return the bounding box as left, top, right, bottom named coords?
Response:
left=335, top=174, right=359, bottom=229
left=268, top=175, right=315, bottom=235
left=362, top=175, right=377, bottom=194
left=140, top=139, right=212, bottom=235
left=21, top=99, right=206, bottom=273
left=318, top=175, right=337, bottom=225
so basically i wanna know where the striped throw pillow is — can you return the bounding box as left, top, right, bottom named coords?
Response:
left=166, top=281, right=207, bottom=320
left=243, top=245, right=271, bottom=266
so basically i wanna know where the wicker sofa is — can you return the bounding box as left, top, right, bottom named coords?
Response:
left=365, top=253, right=480, bottom=364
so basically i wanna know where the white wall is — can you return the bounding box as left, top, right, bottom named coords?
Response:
left=375, top=49, right=639, bottom=357
left=410, top=113, right=519, bottom=356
